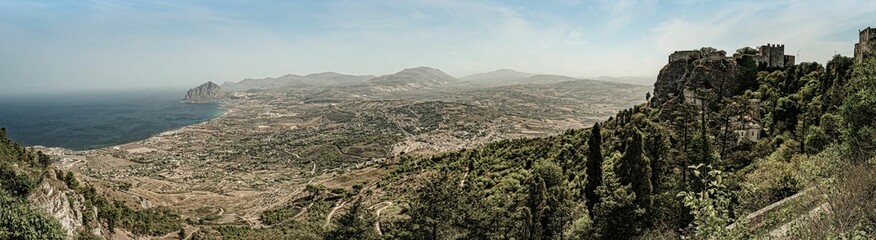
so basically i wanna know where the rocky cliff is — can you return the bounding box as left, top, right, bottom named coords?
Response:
left=182, top=81, right=224, bottom=103
left=28, top=175, right=102, bottom=238
left=652, top=56, right=749, bottom=108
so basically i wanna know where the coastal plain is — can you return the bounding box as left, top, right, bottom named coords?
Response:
left=41, top=68, right=650, bottom=235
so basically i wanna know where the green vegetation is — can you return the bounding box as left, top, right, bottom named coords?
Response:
left=360, top=53, right=876, bottom=239
left=1, top=45, right=874, bottom=239
left=0, top=127, right=184, bottom=239
left=0, top=128, right=65, bottom=239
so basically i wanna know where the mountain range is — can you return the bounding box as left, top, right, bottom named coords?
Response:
left=218, top=67, right=651, bottom=92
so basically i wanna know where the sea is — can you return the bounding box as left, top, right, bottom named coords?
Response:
left=0, top=89, right=225, bottom=150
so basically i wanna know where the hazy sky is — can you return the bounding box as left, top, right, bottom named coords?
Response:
left=1, top=0, right=874, bottom=94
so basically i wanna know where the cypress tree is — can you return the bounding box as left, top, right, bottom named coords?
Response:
left=585, top=123, right=604, bottom=213
left=616, top=129, right=653, bottom=210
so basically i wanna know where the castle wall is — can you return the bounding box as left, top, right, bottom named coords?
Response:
left=856, top=27, right=876, bottom=61
left=669, top=50, right=701, bottom=62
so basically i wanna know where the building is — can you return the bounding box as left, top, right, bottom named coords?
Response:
left=855, top=27, right=876, bottom=61
left=669, top=49, right=727, bottom=63
left=670, top=44, right=795, bottom=68
left=733, top=116, right=762, bottom=143
left=732, top=44, right=795, bottom=68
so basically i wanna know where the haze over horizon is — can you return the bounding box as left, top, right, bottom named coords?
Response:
left=1, top=0, right=874, bottom=94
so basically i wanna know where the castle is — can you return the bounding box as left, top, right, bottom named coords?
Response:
left=742, top=44, right=796, bottom=68
left=669, top=44, right=796, bottom=68
left=855, top=27, right=876, bottom=61
left=668, top=49, right=726, bottom=62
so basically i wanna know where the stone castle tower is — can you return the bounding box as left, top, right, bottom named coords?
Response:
left=754, top=44, right=794, bottom=68
left=855, top=27, right=876, bottom=61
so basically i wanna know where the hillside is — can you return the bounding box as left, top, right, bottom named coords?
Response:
left=356, top=47, right=876, bottom=239
left=222, top=72, right=374, bottom=91
left=459, top=69, right=535, bottom=82
left=4, top=36, right=875, bottom=240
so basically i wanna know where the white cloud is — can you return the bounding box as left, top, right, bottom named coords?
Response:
left=651, top=0, right=876, bottom=64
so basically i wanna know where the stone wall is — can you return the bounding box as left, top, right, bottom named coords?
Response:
left=669, top=50, right=701, bottom=62
left=758, top=44, right=787, bottom=68
left=856, top=27, right=876, bottom=61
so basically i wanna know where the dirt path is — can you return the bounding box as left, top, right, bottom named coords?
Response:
left=157, top=226, right=199, bottom=240
left=372, top=201, right=394, bottom=235
left=324, top=200, right=348, bottom=227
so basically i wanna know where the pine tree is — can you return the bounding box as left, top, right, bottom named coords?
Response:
left=405, top=171, right=460, bottom=240
left=593, top=152, right=638, bottom=239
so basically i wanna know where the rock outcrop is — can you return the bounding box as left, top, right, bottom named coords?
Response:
left=182, top=81, right=224, bottom=103
left=652, top=57, right=746, bottom=108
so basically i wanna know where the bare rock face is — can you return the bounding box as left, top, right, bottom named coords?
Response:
left=652, top=57, right=744, bottom=108
left=28, top=175, right=103, bottom=239
left=182, top=81, right=224, bottom=103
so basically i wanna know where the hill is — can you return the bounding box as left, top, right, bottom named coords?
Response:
left=459, top=69, right=535, bottom=82
left=366, top=67, right=458, bottom=91
left=182, top=81, right=224, bottom=103
left=221, top=72, right=373, bottom=91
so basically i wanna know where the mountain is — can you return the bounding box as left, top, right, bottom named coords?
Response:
left=182, top=81, right=224, bottom=103
left=304, top=72, right=373, bottom=84
left=456, top=73, right=582, bottom=88
left=367, top=67, right=458, bottom=90
left=460, top=69, right=535, bottom=82
left=221, top=72, right=374, bottom=91
left=591, top=76, right=656, bottom=86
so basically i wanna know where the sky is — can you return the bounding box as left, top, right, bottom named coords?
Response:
left=1, top=0, right=874, bottom=94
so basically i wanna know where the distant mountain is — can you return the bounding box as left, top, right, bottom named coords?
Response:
left=515, top=74, right=580, bottom=85
left=304, top=72, right=375, bottom=85
left=460, top=69, right=535, bottom=82
left=182, top=81, right=223, bottom=103
left=456, top=73, right=582, bottom=88
left=367, top=67, right=458, bottom=90
left=590, top=76, right=655, bottom=86
left=221, top=72, right=373, bottom=91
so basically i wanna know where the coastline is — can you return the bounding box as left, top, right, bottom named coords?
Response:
left=103, top=103, right=231, bottom=151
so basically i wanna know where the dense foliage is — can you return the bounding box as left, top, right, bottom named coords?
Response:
left=369, top=52, right=876, bottom=239
left=0, top=128, right=66, bottom=239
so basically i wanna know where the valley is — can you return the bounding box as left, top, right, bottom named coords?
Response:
left=38, top=67, right=650, bottom=238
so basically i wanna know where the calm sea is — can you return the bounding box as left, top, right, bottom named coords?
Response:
left=0, top=89, right=224, bottom=150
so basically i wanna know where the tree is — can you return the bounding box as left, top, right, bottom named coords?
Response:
left=842, top=57, right=876, bottom=161
left=678, top=164, right=748, bottom=239
left=326, top=199, right=377, bottom=240
left=615, top=129, right=653, bottom=221
left=585, top=123, right=604, bottom=213
left=593, top=152, right=638, bottom=239
left=405, top=171, right=461, bottom=240
left=525, top=160, right=572, bottom=240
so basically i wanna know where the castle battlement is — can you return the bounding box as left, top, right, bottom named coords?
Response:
left=669, top=44, right=795, bottom=68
